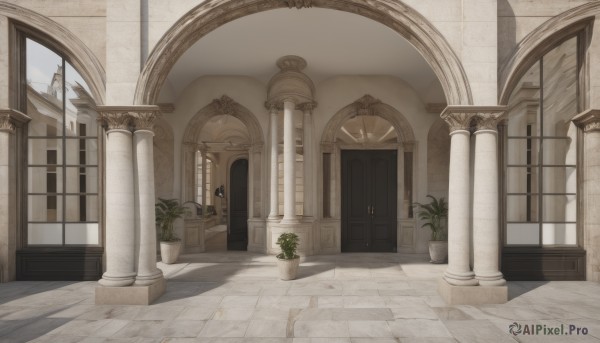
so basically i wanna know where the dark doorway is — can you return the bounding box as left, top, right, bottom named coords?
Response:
left=341, top=150, right=397, bottom=252
left=228, top=158, right=248, bottom=250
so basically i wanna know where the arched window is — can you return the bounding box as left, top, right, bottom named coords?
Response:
left=25, top=38, right=99, bottom=246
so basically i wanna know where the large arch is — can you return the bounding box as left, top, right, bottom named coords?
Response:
left=0, top=2, right=106, bottom=104
left=134, top=0, right=472, bottom=106
left=498, top=2, right=600, bottom=105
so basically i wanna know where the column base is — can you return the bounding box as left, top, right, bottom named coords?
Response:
left=96, top=277, right=166, bottom=305
left=280, top=217, right=300, bottom=225
left=443, top=270, right=478, bottom=286
left=98, top=272, right=136, bottom=287
left=134, top=270, right=164, bottom=286
left=438, top=278, right=507, bottom=305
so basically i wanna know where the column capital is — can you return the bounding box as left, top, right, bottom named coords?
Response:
left=473, top=112, right=504, bottom=132
left=573, top=109, right=600, bottom=133
left=298, top=101, right=317, bottom=113
left=265, top=101, right=283, bottom=112
left=441, top=106, right=507, bottom=132
left=97, top=106, right=160, bottom=131
left=0, top=109, right=30, bottom=133
left=131, top=111, right=160, bottom=132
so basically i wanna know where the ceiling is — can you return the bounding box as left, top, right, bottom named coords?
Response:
left=160, top=8, right=444, bottom=104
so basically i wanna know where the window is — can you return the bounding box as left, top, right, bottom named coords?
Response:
left=196, top=151, right=212, bottom=206
left=505, top=36, right=578, bottom=246
left=25, top=38, right=99, bottom=246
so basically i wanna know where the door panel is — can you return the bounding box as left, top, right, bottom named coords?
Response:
left=228, top=159, right=248, bottom=251
left=342, top=150, right=397, bottom=252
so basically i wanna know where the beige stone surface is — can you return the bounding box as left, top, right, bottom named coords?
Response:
left=95, top=277, right=166, bottom=305
left=438, top=278, right=508, bottom=305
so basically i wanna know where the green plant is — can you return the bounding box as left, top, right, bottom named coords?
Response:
left=413, top=195, right=448, bottom=241
left=155, top=198, right=189, bottom=242
left=276, top=232, right=300, bottom=260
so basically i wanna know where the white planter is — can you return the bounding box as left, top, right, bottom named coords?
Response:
left=160, top=241, right=182, bottom=264
left=277, top=257, right=300, bottom=280
left=428, top=240, right=448, bottom=264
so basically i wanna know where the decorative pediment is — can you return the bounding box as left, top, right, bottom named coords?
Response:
left=353, top=95, right=381, bottom=116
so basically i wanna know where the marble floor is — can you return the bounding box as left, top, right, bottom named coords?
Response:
left=1, top=252, right=600, bottom=342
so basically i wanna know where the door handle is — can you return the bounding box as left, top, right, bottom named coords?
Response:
left=367, top=205, right=372, bottom=215
left=371, top=206, right=375, bottom=216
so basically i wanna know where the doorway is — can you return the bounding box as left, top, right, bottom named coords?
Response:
left=341, top=150, right=397, bottom=252
left=228, top=158, right=248, bottom=250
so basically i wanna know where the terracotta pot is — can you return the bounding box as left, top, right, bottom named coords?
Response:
left=277, top=257, right=300, bottom=280
left=428, top=240, right=448, bottom=264
left=160, top=241, right=182, bottom=264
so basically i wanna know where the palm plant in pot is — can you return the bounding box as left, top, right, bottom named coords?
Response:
left=276, top=232, right=300, bottom=280
left=156, top=198, right=188, bottom=264
left=413, top=195, right=448, bottom=263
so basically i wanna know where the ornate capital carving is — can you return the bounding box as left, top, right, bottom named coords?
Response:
left=473, top=112, right=503, bottom=131
left=132, top=111, right=159, bottom=131
left=353, top=95, right=381, bottom=116
left=265, top=101, right=283, bottom=112
left=282, top=0, right=312, bottom=9
left=297, top=101, right=317, bottom=113
left=573, top=109, right=600, bottom=133
left=212, top=95, right=237, bottom=116
left=98, top=111, right=132, bottom=131
left=441, top=106, right=507, bottom=132
left=0, top=114, right=15, bottom=133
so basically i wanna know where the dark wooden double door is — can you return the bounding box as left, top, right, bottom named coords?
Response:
left=342, top=150, right=397, bottom=252
left=228, top=159, right=248, bottom=250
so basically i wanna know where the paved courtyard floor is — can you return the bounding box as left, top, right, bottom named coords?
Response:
left=1, top=252, right=600, bottom=342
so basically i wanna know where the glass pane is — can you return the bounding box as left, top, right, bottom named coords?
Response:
left=66, top=167, right=98, bottom=193
left=542, top=37, right=578, bottom=137
left=542, top=167, right=576, bottom=193
left=507, top=195, right=538, bottom=222
left=65, top=195, right=98, bottom=222
left=65, top=223, right=99, bottom=245
left=66, top=139, right=98, bottom=165
left=506, top=167, right=538, bottom=194
left=28, top=195, right=63, bottom=222
left=28, top=223, right=62, bottom=245
left=26, top=39, right=64, bottom=136
left=28, top=139, right=62, bottom=165
left=28, top=167, right=63, bottom=193
left=507, top=223, right=539, bottom=245
left=507, top=138, right=539, bottom=165
left=506, top=61, right=540, bottom=137
left=542, top=138, right=575, bottom=165
left=65, top=62, right=98, bottom=137
left=542, top=223, right=577, bottom=246
left=543, top=195, right=577, bottom=222
left=337, top=115, right=398, bottom=144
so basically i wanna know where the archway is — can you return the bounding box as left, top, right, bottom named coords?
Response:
left=134, top=0, right=472, bottom=106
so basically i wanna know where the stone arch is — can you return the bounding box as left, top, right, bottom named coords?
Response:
left=182, top=95, right=264, bottom=146
left=1, top=2, right=106, bottom=104
left=134, top=0, right=472, bottom=106
left=321, top=94, right=415, bottom=145
left=499, top=2, right=599, bottom=105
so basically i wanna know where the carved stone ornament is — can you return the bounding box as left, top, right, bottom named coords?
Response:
left=212, top=95, right=237, bottom=116
left=265, top=101, right=283, bottom=112
left=98, top=111, right=132, bottom=131
left=353, top=95, right=381, bottom=117
left=282, top=0, right=312, bottom=9
left=440, top=112, right=474, bottom=132
left=473, top=112, right=503, bottom=131
left=573, top=109, right=600, bottom=133
left=132, top=111, right=159, bottom=131
left=297, top=101, right=317, bottom=113
left=0, top=114, right=15, bottom=132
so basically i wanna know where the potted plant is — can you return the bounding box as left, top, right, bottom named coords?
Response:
left=276, top=232, right=300, bottom=280
left=413, top=195, right=448, bottom=263
left=156, top=198, right=189, bottom=264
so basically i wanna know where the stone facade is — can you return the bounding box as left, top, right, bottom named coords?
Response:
left=1, top=0, right=599, bottom=306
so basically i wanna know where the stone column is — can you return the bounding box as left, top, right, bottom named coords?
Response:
left=282, top=99, right=298, bottom=224
left=441, top=111, right=477, bottom=286
left=472, top=113, right=506, bottom=286
left=268, top=105, right=279, bottom=219
left=574, top=109, right=600, bottom=281
left=200, top=148, right=207, bottom=216
left=132, top=111, right=163, bottom=286
left=301, top=103, right=314, bottom=217
left=98, top=111, right=136, bottom=287
left=0, top=16, right=9, bottom=109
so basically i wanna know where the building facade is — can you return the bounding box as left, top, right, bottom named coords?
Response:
left=1, top=0, right=600, bottom=304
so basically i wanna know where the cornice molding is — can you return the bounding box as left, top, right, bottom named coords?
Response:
left=573, top=109, right=600, bottom=133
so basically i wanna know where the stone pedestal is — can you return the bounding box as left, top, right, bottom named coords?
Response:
left=96, top=277, right=166, bottom=305
left=438, top=279, right=507, bottom=305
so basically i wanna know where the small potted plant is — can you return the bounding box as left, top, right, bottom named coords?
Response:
left=276, top=232, right=300, bottom=280
left=156, top=198, right=189, bottom=264
left=413, top=195, right=448, bottom=263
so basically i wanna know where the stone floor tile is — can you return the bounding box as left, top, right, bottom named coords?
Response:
left=342, top=296, right=386, bottom=308
left=348, top=321, right=393, bottom=337
left=175, top=307, right=216, bottom=320
left=288, top=282, right=343, bottom=296
left=444, top=319, right=517, bottom=342
left=160, top=319, right=206, bottom=338
left=212, top=307, right=255, bottom=320
left=257, top=295, right=312, bottom=309
left=198, top=320, right=249, bottom=337
left=332, top=308, right=394, bottom=321
left=387, top=298, right=438, bottom=319
left=293, top=320, right=350, bottom=338
left=318, top=296, right=344, bottom=308
left=252, top=308, right=290, bottom=321
left=432, top=307, right=474, bottom=321
left=219, top=295, right=259, bottom=308
left=111, top=320, right=166, bottom=338
left=245, top=320, right=288, bottom=337
left=388, top=319, right=452, bottom=338
left=350, top=338, right=399, bottom=343
left=76, top=305, right=143, bottom=320
left=135, top=306, right=185, bottom=320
